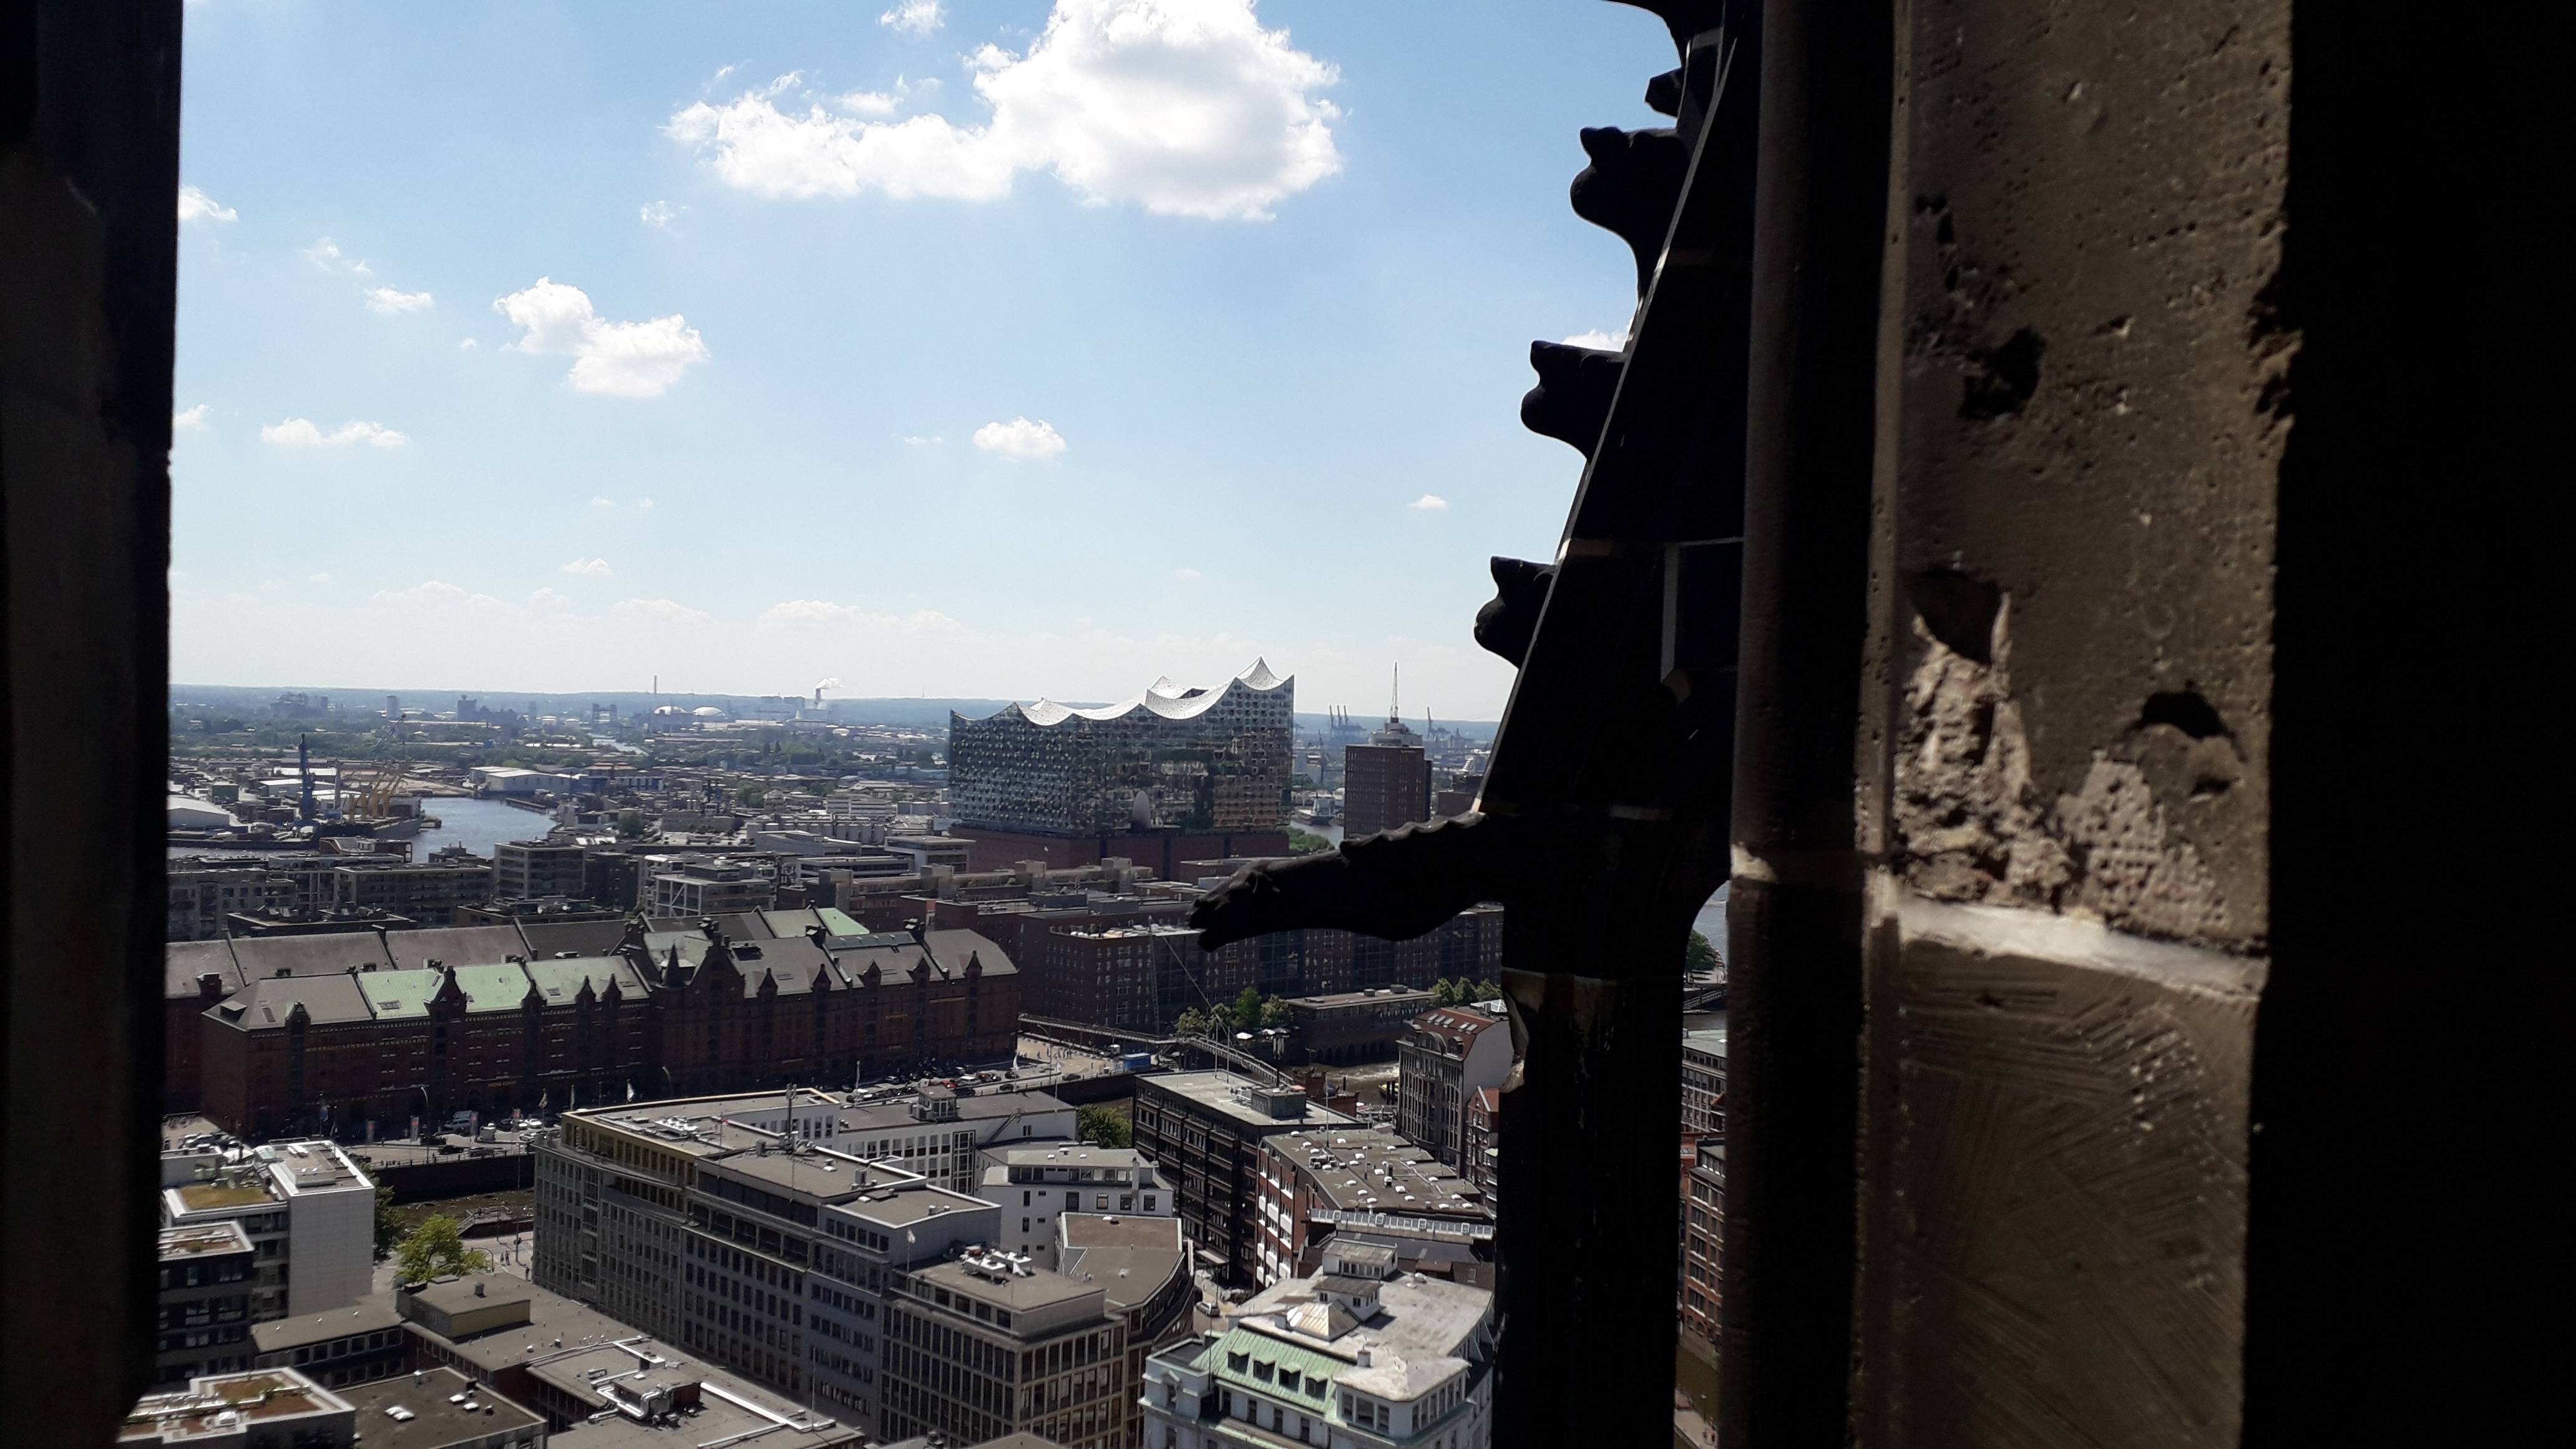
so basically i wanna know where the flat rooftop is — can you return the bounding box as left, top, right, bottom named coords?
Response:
left=912, top=1257, right=1104, bottom=1314
left=170, top=1179, right=276, bottom=1212
left=406, top=1277, right=645, bottom=1374
left=1283, top=988, right=1434, bottom=1009
left=121, top=1370, right=349, bottom=1443
left=537, top=1348, right=861, bottom=1449
left=1142, top=1071, right=1355, bottom=1132
left=1272, top=1128, right=1486, bottom=1217
left=832, top=1183, right=992, bottom=1230
left=334, top=1367, right=542, bottom=1449
left=1060, top=1212, right=1186, bottom=1251
left=158, top=1222, right=253, bottom=1259
left=985, top=1142, right=1144, bottom=1169
left=252, top=1296, right=403, bottom=1354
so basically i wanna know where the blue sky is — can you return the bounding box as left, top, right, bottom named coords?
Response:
left=169, top=0, right=1670, bottom=720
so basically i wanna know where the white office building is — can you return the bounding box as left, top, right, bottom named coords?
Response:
left=1140, top=1238, right=1495, bottom=1449
left=979, top=1142, right=1173, bottom=1269
left=159, top=1139, right=376, bottom=1320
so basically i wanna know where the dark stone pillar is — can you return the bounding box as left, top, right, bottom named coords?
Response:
left=1717, top=0, right=1890, bottom=1440
left=2, top=0, right=182, bottom=1439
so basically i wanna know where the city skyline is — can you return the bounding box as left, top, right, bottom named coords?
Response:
left=166, top=1, right=1674, bottom=719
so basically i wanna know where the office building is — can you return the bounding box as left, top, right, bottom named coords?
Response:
left=251, top=1297, right=408, bottom=1390
left=980, top=1144, right=1173, bottom=1269
left=1340, top=716, right=1430, bottom=840
left=330, top=854, right=498, bottom=925
left=1250, top=1128, right=1490, bottom=1288
left=154, top=1222, right=258, bottom=1387
left=168, top=857, right=297, bottom=942
left=1681, top=1136, right=1724, bottom=1344
left=1131, top=1073, right=1355, bottom=1287
left=493, top=840, right=587, bottom=900
left=880, top=1249, right=1128, bottom=1449
left=532, top=1090, right=1054, bottom=1432
left=1460, top=1089, right=1500, bottom=1199
left=160, top=1140, right=376, bottom=1321
left=1137, top=1239, right=1495, bottom=1449
left=1395, top=1008, right=1510, bottom=1168
left=120, top=1368, right=358, bottom=1448
left=1682, top=1025, right=1727, bottom=1136
left=391, top=1274, right=862, bottom=1449
left=649, top=858, right=778, bottom=916
left=1271, top=988, right=1435, bottom=1066
left=949, top=662, right=1294, bottom=872
left=1054, top=1214, right=1195, bottom=1449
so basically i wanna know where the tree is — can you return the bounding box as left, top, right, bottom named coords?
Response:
left=372, top=1185, right=402, bottom=1262
left=1428, top=978, right=1461, bottom=1007
left=1229, top=987, right=1264, bottom=1035
left=1077, top=1104, right=1132, bottom=1149
left=393, top=1214, right=492, bottom=1283
left=735, top=784, right=766, bottom=806
left=1173, top=1007, right=1213, bottom=1039
left=1685, top=930, right=1722, bottom=972
left=1259, top=996, right=1293, bottom=1030
left=1284, top=827, right=1335, bottom=856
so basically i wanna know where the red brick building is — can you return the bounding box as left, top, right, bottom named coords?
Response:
left=186, top=914, right=1021, bottom=1139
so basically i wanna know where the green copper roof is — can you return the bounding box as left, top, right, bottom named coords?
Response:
left=524, top=956, right=646, bottom=1002
left=1207, top=1324, right=1349, bottom=1407
left=354, top=968, right=446, bottom=1020
left=449, top=962, right=535, bottom=1012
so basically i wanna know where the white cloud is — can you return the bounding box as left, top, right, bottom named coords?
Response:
left=260, top=418, right=409, bottom=449
left=592, top=495, right=617, bottom=509
left=301, top=237, right=373, bottom=276
left=902, top=434, right=944, bottom=446
left=1409, top=494, right=1450, bottom=512
left=364, top=286, right=434, bottom=315
left=458, top=338, right=479, bottom=350
left=640, top=200, right=684, bottom=228
left=307, top=573, right=332, bottom=584
left=836, top=90, right=902, bottom=117
left=613, top=597, right=715, bottom=627
left=530, top=587, right=572, bottom=608
left=879, top=0, right=945, bottom=36
left=494, top=278, right=710, bottom=398
left=973, top=416, right=1068, bottom=461
left=759, top=600, right=961, bottom=630
left=637, top=498, right=655, bottom=509
left=173, top=404, right=210, bottom=431
left=1561, top=326, right=1631, bottom=350
left=178, top=185, right=237, bottom=224
left=560, top=557, right=614, bottom=576
left=370, top=580, right=504, bottom=608
left=667, top=0, right=1342, bottom=220
left=1173, top=567, right=1204, bottom=582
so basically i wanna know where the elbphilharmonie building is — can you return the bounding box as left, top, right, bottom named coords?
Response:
left=949, top=660, right=1295, bottom=837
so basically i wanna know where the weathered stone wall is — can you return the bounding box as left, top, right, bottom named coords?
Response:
left=1850, top=0, right=2290, bottom=1442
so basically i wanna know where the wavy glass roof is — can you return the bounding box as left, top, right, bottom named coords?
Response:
left=997, top=658, right=1290, bottom=728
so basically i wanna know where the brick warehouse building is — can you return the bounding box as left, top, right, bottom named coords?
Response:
left=1026, top=908, right=1503, bottom=1037
left=188, top=914, right=1021, bottom=1140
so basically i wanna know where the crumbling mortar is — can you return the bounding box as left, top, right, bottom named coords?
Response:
left=1891, top=596, right=2238, bottom=947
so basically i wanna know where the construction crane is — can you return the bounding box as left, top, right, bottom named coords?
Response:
left=352, top=754, right=407, bottom=818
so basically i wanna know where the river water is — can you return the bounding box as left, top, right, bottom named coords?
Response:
left=410, top=796, right=555, bottom=859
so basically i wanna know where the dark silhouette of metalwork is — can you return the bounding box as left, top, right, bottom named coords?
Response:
left=1189, top=5, right=1762, bottom=1442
